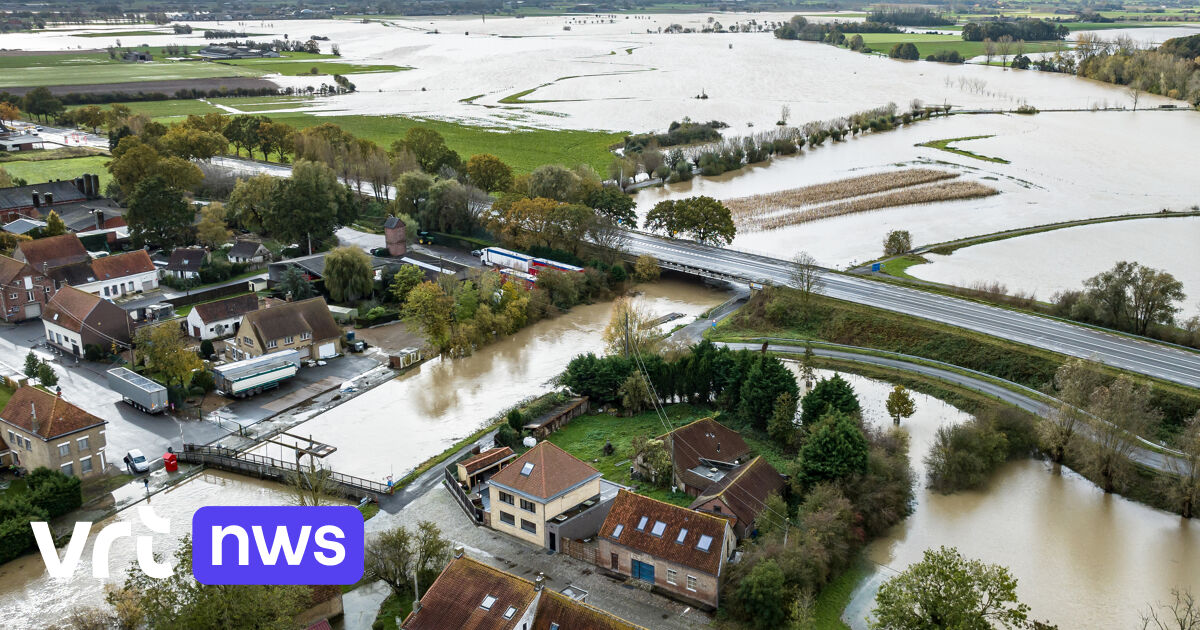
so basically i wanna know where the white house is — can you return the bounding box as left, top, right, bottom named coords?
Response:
left=71, top=250, right=159, bottom=299
left=165, top=248, right=205, bottom=280
left=186, top=293, right=259, bottom=340
left=227, top=240, right=270, bottom=266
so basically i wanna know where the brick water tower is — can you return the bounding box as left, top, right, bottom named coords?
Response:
left=383, top=216, right=406, bottom=257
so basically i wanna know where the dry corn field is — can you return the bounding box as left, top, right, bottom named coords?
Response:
left=725, top=168, right=960, bottom=219
left=740, top=180, right=999, bottom=231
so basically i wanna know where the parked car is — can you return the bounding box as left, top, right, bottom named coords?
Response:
left=470, top=249, right=483, bottom=257
left=124, top=449, right=150, bottom=474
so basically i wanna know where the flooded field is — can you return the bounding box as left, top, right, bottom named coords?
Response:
left=249, top=279, right=730, bottom=482
left=821, top=370, right=1200, bottom=629
left=909, top=216, right=1200, bottom=318
left=0, top=471, right=299, bottom=629
left=634, top=111, right=1200, bottom=267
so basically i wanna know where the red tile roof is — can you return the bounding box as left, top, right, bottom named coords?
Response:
left=41, top=284, right=103, bottom=333
left=15, top=233, right=88, bottom=270
left=89, top=250, right=154, bottom=280
left=0, top=254, right=33, bottom=285
left=192, top=293, right=259, bottom=324
left=0, top=386, right=105, bottom=439
left=488, top=441, right=600, bottom=501
left=461, top=447, right=515, bottom=475
left=531, top=590, right=645, bottom=630
left=600, top=490, right=729, bottom=576
left=403, top=556, right=536, bottom=630
left=689, top=457, right=785, bottom=534
left=661, top=417, right=750, bottom=490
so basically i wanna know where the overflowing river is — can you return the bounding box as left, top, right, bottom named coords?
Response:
left=248, top=278, right=731, bottom=482
left=827, top=370, right=1200, bottom=629
left=0, top=471, right=299, bottom=629
left=908, top=216, right=1200, bottom=318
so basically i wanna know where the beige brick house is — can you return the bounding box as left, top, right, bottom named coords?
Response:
left=0, top=386, right=107, bottom=477
left=226, top=297, right=343, bottom=361
left=487, top=441, right=602, bottom=550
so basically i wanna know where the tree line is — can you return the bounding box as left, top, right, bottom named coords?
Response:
left=961, top=18, right=1070, bottom=42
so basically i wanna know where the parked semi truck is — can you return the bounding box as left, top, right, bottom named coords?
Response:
left=107, top=367, right=168, bottom=414
left=212, top=350, right=301, bottom=399
left=480, top=247, right=582, bottom=276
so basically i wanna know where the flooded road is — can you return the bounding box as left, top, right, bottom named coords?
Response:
left=250, top=279, right=731, bottom=482
left=909, top=216, right=1200, bottom=318
left=827, top=370, right=1200, bottom=629
left=0, top=472, right=299, bottom=629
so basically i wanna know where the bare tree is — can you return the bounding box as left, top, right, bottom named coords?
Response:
left=997, top=35, right=1013, bottom=67
left=365, top=525, right=416, bottom=595
left=286, top=463, right=340, bottom=506
left=1040, top=357, right=1106, bottom=463
left=1161, top=411, right=1200, bottom=519
left=1141, top=589, right=1200, bottom=630
left=1129, top=86, right=1142, bottom=111
left=789, top=251, right=824, bottom=314
left=1080, top=375, right=1160, bottom=493
left=984, top=37, right=996, bottom=65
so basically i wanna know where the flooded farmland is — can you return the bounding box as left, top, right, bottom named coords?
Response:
left=799, top=370, right=1200, bottom=630
left=248, top=279, right=731, bottom=482
left=909, top=216, right=1200, bottom=318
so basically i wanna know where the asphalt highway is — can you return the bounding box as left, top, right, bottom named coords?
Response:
left=624, top=231, right=1200, bottom=389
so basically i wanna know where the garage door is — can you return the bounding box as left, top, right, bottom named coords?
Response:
left=317, top=342, right=336, bottom=359
left=23, top=303, right=40, bottom=319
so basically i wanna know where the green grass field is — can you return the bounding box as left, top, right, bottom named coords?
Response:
left=0, top=54, right=263, bottom=88
left=855, top=32, right=1067, bottom=58
left=918, top=135, right=1010, bottom=163
left=214, top=59, right=410, bottom=76
left=112, top=99, right=223, bottom=118
left=267, top=112, right=624, bottom=174
left=75, top=29, right=171, bottom=38
left=545, top=406, right=712, bottom=507
left=1, top=156, right=110, bottom=188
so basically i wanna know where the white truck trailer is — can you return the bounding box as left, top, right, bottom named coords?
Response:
left=480, top=247, right=534, bottom=273
left=107, top=367, right=168, bottom=414
left=212, top=350, right=301, bottom=399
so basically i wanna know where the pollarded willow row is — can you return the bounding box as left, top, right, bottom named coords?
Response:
left=740, top=180, right=1000, bottom=231
left=725, top=168, right=959, bottom=218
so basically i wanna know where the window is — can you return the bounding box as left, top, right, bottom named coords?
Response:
left=612, top=524, right=624, bottom=539
left=666, top=569, right=678, bottom=585
left=6, top=431, right=13, bottom=445
left=520, top=519, right=536, bottom=534
left=103, top=287, right=110, bottom=296
left=498, top=491, right=514, bottom=505
left=284, top=336, right=294, bottom=344
left=58, top=443, right=70, bottom=457
left=551, top=624, right=560, bottom=630
left=301, top=331, right=312, bottom=340
left=77, top=437, right=89, bottom=451
left=44, top=286, right=51, bottom=293
left=686, top=575, right=698, bottom=591
left=675, top=528, right=688, bottom=544
left=503, top=606, right=516, bottom=620
left=8, top=293, right=16, bottom=299
left=25, top=290, right=32, bottom=302
left=519, top=498, right=536, bottom=513
left=636, top=516, right=649, bottom=531
left=243, top=336, right=253, bottom=346
left=520, top=462, right=534, bottom=476
left=650, top=521, right=667, bottom=537
left=696, top=535, right=713, bottom=552
left=500, top=511, right=515, bottom=526
left=60, top=462, right=73, bottom=476
left=713, top=505, right=722, bottom=513
left=23, top=437, right=32, bottom=451
left=480, top=595, right=497, bottom=611
left=79, top=457, right=92, bottom=474
left=610, top=553, right=618, bottom=570
left=266, top=339, right=277, bottom=349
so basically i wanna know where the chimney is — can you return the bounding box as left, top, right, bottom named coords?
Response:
left=94, top=210, right=105, bottom=230
left=534, top=573, right=545, bottom=592
left=412, top=598, right=421, bottom=614
left=29, top=401, right=38, bottom=436
left=31, top=192, right=40, bottom=208
left=91, top=173, right=101, bottom=197
left=44, top=192, right=53, bottom=205
left=453, top=546, right=464, bottom=559
left=74, top=177, right=85, bottom=194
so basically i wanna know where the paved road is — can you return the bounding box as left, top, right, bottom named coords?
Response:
left=720, top=341, right=1186, bottom=474
left=623, top=231, right=1200, bottom=389
left=207, top=156, right=1200, bottom=388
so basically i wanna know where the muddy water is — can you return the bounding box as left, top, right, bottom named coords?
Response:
left=909, top=216, right=1200, bottom=318
left=634, top=111, right=1200, bottom=268
left=823, top=370, right=1200, bottom=629
left=0, top=471, right=299, bottom=629
left=249, top=279, right=730, bottom=482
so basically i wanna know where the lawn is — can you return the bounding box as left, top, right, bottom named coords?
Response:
left=0, top=56, right=264, bottom=88
left=214, top=59, right=411, bottom=76
left=373, top=593, right=414, bottom=630
left=545, top=406, right=717, bottom=507
left=0, top=386, right=12, bottom=412
left=917, top=135, right=1010, bottom=164
left=75, top=30, right=172, bottom=38
left=112, top=99, right=223, bottom=118
left=879, top=254, right=928, bottom=280
left=813, top=563, right=869, bottom=629
left=2, top=156, right=111, bottom=188
left=267, top=112, right=625, bottom=174
left=854, top=33, right=1067, bottom=59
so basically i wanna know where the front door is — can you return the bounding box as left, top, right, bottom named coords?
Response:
left=549, top=532, right=556, bottom=552
left=631, top=559, right=655, bottom=584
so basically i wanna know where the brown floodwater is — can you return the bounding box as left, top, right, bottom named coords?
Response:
left=828, top=370, right=1200, bottom=630
left=0, top=471, right=299, bottom=629
left=249, top=278, right=732, bottom=482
